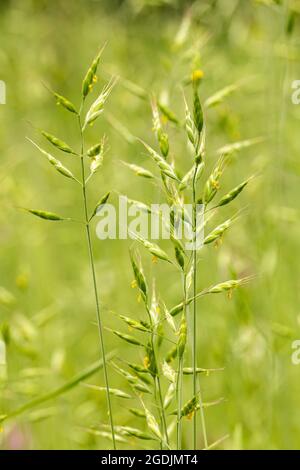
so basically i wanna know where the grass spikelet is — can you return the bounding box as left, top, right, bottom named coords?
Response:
left=162, top=303, right=177, bottom=333
left=41, top=130, right=77, bottom=155
left=108, top=328, right=144, bottom=347
left=22, top=208, right=67, bottom=221
left=145, top=341, right=158, bottom=377
left=174, top=245, right=185, bottom=270
left=126, top=362, right=150, bottom=374
left=193, top=87, right=204, bottom=134
left=184, top=96, right=198, bottom=146
left=204, top=83, right=238, bottom=109
left=162, top=361, right=176, bottom=383
left=90, top=192, right=110, bottom=220
left=204, top=217, right=234, bottom=245
left=129, top=408, right=146, bottom=419
left=183, top=367, right=224, bottom=375
left=151, top=98, right=169, bottom=158
left=180, top=394, right=198, bottom=419
left=165, top=345, right=178, bottom=364
left=217, top=176, right=254, bottom=207
left=86, top=429, right=127, bottom=444
left=126, top=196, right=152, bottom=214
left=207, top=278, right=251, bottom=295
left=83, top=77, right=118, bottom=129
left=100, top=424, right=153, bottom=441
left=121, top=161, right=154, bottom=179
left=27, top=139, right=78, bottom=182
left=130, top=231, right=173, bottom=264
left=179, top=162, right=204, bottom=191
left=82, top=44, right=106, bottom=98
left=89, top=135, right=106, bottom=175
left=203, top=156, right=227, bottom=204
left=116, top=426, right=153, bottom=441
left=118, top=314, right=149, bottom=332
left=157, top=101, right=180, bottom=125
left=142, top=401, right=164, bottom=443
left=164, top=383, right=176, bottom=410
left=83, top=384, right=132, bottom=399
left=52, top=92, right=78, bottom=114
left=177, top=315, right=187, bottom=360
left=111, top=362, right=151, bottom=394
left=130, top=249, right=148, bottom=302
left=195, top=397, right=225, bottom=410
left=138, top=139, right=180, bottom=182
left=217, top=137, right=264, bottom=156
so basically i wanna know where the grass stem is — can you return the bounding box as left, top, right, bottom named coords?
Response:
left=78, top=113, right=116, bottom=450
left=192, top=165, right=208, bottom=450
left=146, top=305, right=169, bottom=448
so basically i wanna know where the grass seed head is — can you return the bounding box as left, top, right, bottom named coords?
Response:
left=164, top=382, right=176, bottom=410
left=165, top=345, right=178, bottom=363
left=83, top=76, right=118, bottom=129
left=193, top=88, right=204, bottom=134
left=203, top=157, right=226, bottom=204
left=204, top=218, right=233, bottom=245
left=41, top=131, right=77, bottom=155
left=82, top=45, right=105, bottom=98
left=130, top=249, right=148, bottom=302
left=118, top=314, right=149, bottom=332
left=90, top=192, right=110, bottom=220
left=110, top=329, right=143, bottom=347
left=178, top=315, right=187, bottom=359
left=217, top=176, right=253, bottom=207
left=121, top=161, right=154, bottom=179
left=180, top=394, right=198, bottom=419
left=53, top=92, right=78, bottom=114
left=142, top=402, right=163, bottom=441
left=23, top=208, right=66, bottom=221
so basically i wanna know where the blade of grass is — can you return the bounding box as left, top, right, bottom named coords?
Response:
left=0, top=351, right=116, bottom=424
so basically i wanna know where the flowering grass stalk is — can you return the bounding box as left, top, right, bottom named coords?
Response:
left=111, top=70, right=255, bottom=449
left=24, top=47, right=117, bottom=449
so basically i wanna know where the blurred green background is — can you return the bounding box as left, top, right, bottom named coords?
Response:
left=0, top=0, right=300, bottom=450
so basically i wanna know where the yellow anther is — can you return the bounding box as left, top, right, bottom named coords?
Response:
left=143, top=356, right=150, bottom=369
left=192, top=69, right=204, bottom=83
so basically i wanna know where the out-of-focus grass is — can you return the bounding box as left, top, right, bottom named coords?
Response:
left=0, top=0, right=299, bottom=450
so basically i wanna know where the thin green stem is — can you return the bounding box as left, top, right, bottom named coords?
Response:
left=176, top=356, right=183, bottom=450
left=156, top=375, right=169, bottom=447
left=192, top=165, right=208, bottom=450
left=176, top=272, right=186, bottom=450
left=78, top=113, right=116, bottom=450
left=146, top=305, right=169, bottom=448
